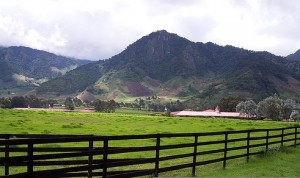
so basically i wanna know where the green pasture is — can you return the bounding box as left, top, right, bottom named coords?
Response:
left=0, top=108, right=300, bottom=177
left=0, top=108, right=297, bottom=135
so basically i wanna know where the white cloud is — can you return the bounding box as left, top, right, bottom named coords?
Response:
left=0, top=0, right=299, bottom=60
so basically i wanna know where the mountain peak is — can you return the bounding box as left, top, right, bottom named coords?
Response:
left=38, top=30, right=300, bottom=108
left=155, top=29, right=169, bottom=33
left=148, top=29, right=179, bottom=39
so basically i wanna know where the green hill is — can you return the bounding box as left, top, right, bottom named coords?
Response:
left=0, top=46, right=91, bottom=95
left=37, top=30, right=300, bottom=108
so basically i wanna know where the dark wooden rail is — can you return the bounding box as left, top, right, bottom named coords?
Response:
left=0, top=126, right=299, bottom=177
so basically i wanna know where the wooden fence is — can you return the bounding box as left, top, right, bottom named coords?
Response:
left=0, top=126, right=299, bottom=178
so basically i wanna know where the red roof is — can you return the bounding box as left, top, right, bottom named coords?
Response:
left=203, top=109, right=215, bottom=112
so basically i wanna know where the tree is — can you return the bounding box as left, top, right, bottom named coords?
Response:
left=0, top=97, right=12, bottom=108
left=73, top=98, right=83, bottom=107
left=236, top=100, right=257, bottom=118
left=93, top=99, right=116, bottom=113
left=281, top=99, right=296, bottom=120
left=290, top=110, right=300, bottom=122
left=290, top=103, right=300, bottom=122
left=11, top=96, right=26, bottom=108
left=93, top=99, right=105, bottom=112
left=219, top=96, right=244, bottom=112
left=135, top=98, right=145, bottom=110
left=107, top=100, right=116, bottom=113
left=25, top=95, right=42, bottom=108
left=165, top=100, right=185, bottom=112
left=64, top=97, right=75, bottom=111
left=165, top=108, right=171, bottom=116
left=257, top=94, right=283, bottom=121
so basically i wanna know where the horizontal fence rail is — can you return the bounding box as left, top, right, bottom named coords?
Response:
left=0, top=126, right=299, bottom=178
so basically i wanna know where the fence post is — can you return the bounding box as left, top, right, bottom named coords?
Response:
left=223, top=133, right=228, bottom=169
left=295, top=127, right=298, bottom=147
left=266, top=130, right=269, bottom=151
left=27, top=143, right=34, bottom=178
left=4, top=135, right=10, bottom=176
left=103, top=138, right=108, bottom=178
left=154, top=135, right=161, bottom=177
left=88, top=139, right=94, bottom=178
left=192, top=135, right=198, bottom=176
left=246, top=131, right=250, bottom=163
left=281, top=128, right=284, bottom=147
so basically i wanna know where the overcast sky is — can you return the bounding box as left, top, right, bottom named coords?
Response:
left=0, top=0, right=299, bottom=60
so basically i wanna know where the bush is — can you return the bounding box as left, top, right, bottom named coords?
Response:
left=290, top=110, right=300, bottom=122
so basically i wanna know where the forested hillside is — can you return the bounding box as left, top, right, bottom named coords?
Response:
left=34, top=30, right=300, bottom=108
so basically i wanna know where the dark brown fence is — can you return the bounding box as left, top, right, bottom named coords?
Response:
left=0, top=126, right=299, bottom=178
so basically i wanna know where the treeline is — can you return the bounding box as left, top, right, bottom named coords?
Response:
left=236, top=94, right=300, bottom=121
left=127, top=97, right=184, bottom=112
left=0, top=95, right=183, bottom=113
left=62, top=97, right=117, bottom=113
left=0, top=96, right=57, bottom=108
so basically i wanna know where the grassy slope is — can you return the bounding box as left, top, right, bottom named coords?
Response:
left=1, top=109, right=300, bottom=177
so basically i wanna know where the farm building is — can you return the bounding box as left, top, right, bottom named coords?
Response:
left=171, top=106, right=245, bottom=118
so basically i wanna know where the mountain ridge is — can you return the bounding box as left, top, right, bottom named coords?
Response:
left=287, top=49, right=300, bottom=61
left=36, top=30, right=300, bottom=108
left=0, top=46, right=92, bottom=96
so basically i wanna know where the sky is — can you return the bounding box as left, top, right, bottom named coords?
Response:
left=0, top=0, right=299, bottom=60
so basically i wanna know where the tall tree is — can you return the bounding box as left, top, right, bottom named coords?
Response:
left=64, top=97, right=75, bottom=110
left=219, top=96, right=244, bottom=112
left=25, top=95, right=42, bottom=108
left=290, top=103, right=300, bottom=122
left=236, top=100, right=257, bottom=118
left=0, top=97, right=12, bottom=108
left=11, top=96, right=26, bottom=108
left=93, top=99, right=116, bottom=113
left=281, top=99, right=296, bottom=120
left=257, top=94, right=283, bottom=121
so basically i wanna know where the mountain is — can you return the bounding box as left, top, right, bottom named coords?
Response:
left=0, top=46, right=91, bottom=95
left=37, top=30, right=300, bottom=108
left=287, top=49, right=300, bottom=61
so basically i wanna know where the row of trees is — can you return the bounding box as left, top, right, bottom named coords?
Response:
left=0, top=96, right=57, bottom=108
left=236, top=94, right=300, bottom=121
left=93, top=99, right=116, bottom=113
left=63, top=96, right=184, bottom=113
left=0, top=95, right=118, bottom=113
left=63, top=97, right=117, bottom=113
left=133, top=98, right=184, bottom=112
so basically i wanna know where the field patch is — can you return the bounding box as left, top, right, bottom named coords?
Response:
left=125, top=82, right=152, bottom=97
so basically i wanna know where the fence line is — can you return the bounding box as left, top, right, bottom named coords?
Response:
left=0, top=126, right=299, bottom=178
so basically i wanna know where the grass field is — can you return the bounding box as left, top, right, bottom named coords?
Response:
left=0, top=108, right=300, bottom=177
left=0, top=108, right=298, bottom=135
left=201, top=147, right=300, bottom=177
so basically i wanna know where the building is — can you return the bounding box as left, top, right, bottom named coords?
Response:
left=171, top=105, right=244, bottom=118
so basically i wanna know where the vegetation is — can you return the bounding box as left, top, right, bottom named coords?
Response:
left=0, top=96, right=55, bottom=108
left=236, top=94, right=300, bottom=121
left=218, top=96, right=244, bottom=112
left=92, top=99, right=116, bottom=113
left=236, top=100, right=257, bottom=118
